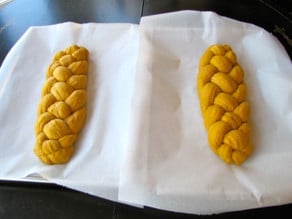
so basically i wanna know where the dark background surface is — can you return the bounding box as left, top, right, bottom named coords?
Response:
left=0, top=0, right=291, bottom=218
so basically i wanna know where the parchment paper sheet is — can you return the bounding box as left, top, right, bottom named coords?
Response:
left=0, top=22, right=139, bottom=202
left=119, top=11, right=292, bottom=214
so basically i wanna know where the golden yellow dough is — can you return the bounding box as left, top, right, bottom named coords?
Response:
left=34, top=44, right=89, bottom=165
left=197, top=44, right=252, bottom=165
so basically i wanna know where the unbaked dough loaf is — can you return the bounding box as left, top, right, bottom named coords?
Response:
left=34, top=44, right=89, bottom=165
left=197, top=44, right=252, bottom=165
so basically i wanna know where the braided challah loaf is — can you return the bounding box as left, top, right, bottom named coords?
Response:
left=34, top=45, right=89, bottom=165
left=197, top=44, right=252, bottom=165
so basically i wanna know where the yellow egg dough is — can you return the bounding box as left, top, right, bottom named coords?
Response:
left=34, top=45, right=89, bottom=165
left=197, top=44, right=252, bottom=165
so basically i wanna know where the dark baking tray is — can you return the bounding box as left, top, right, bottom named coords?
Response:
left=0, top=0, right=291, bottom=218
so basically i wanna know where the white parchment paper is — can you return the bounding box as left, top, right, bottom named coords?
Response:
left=119, top=11, right=292, bottom=214
left=0, top=22, right=139, bottom=201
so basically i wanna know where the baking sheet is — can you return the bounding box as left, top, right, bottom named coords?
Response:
left=1, top=10, right=292, bottom=215
left=119, top=11, right=292, bottom=214
left=0, top=22, right=139, bottom=202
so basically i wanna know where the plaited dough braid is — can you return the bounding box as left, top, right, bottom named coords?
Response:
left=34, top=44, right=89, bottom=165
left=197, top=44, right=252, bottom=165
